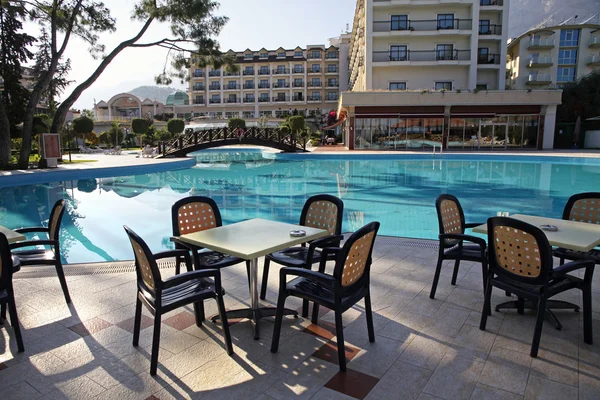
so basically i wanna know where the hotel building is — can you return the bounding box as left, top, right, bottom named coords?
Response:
left=183, top=40, right=347, bottom=119
left=339, top=0, right=562, bottom=151
left=506, top=16, right=600, bottom=89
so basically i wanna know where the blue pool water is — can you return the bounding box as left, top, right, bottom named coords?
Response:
left=1, top=149, right=598, bottom=264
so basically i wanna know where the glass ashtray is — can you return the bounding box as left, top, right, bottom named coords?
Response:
left=289, top=230, right=306, bottom=237
left=540, top=225, right=558, bottom=232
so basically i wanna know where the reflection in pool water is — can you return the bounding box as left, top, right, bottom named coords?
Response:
left=0, top=150, right=597, bottom=264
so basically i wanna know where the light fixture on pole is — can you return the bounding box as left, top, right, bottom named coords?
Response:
left=66, top=121, right=72, bottom=163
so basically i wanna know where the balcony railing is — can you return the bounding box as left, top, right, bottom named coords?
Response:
left=293, top=82, right=305, bottom=87
left=587, top=54, right=600, bottom=65
left=372, top=49, right=470, bottom=62
left=480, top=0, right=503, bottom=5
left=307, top=96, right=322, bottom=102
left=258, top=83, right=270, bottom=88
left=479, top=24, right=502, bottom=35
left=258, top=98, right=270, bottom=102
left=477, top=54, right=501, bottom=65
left=326, top=97, right=339, bottom=102
left=590, top=36, right=600, bottom=47
left=308, top=69, right=321, bottom=74
left=208, top=85, right=221, bottom=90
left=326, top=82, right=340, bottom=87
left=308, top=82, right=322, bottom=87
left=325, top=53, right=339, bottom=59
left=258, top=70, right=270, bottom=75
left=209, top=99, right=221, bottom=104
left=373, top=19, right=472, bottom=32
left=243, top=84, right=255, bottom=89
left=272, top=68, right=290, bottom=75
left=192, top=85, right=205, bottom=91
left=272, top=96, right=290, bottom=102
left=292, top=68, right=305, bottom=74
left=272, top=82, right=290, bottom=88
left=292, top=97, right=305, bottom=102
left=193, top=99, right=205, bottom=105
left=326, top=68, right=339, bottom=74
left=224, top=71, right=240, bottom=76
left=208, top=71, right=221, bottom=77
left=308, top=54, right=322, bottom=59
left=223, top=98, right=241, bottom=104
left=243, top=98, right=255, bottom=103
left=527, top=73, right=552, bottom=83
left=243, top=70, right=255, bottom=75
left=528, top=38, right=555, bottom=48
left=528, top=56, right=553, bottom=67
left=192, top=71, right=204, bottom=77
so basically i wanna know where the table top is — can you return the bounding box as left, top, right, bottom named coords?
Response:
left=472, top=214, right=600, bottom=252
left=177, top=218, right=330, bottom=260
left=0, top=226, right=25, bottom=244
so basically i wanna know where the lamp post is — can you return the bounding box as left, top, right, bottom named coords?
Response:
left=65, top=121, right=72, bottom=163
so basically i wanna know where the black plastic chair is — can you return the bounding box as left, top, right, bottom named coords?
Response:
left=554, top=192, right=600, bottom=266
left=124, top=226, right=233, bottom=375
left=10, top=199, right=71, bottom=303
left=260, top=194, right=344, bottom=314
left=271, top=221, right=379, bottom=371
left=430, top=194, right=487, bottom=299
left=480, top=217, right=594, bottom=357
left=0, top=233, right=24, bottom=353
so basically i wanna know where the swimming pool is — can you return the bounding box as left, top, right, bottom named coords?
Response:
left=1, top=149, right=598, bottom=264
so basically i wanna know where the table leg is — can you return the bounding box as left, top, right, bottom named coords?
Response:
left=249, top=258, right=260, bottom=339
left=495, top=299, right=579, bottom=330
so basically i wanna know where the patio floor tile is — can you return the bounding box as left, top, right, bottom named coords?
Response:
left=68, top=318, right=113, bottom=337
left=324, top=368, right=380, bottom=399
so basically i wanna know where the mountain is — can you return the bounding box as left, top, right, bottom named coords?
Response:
left=128, top=86, right=180, bottom=103
left=509, top=0, right=600, bottom=38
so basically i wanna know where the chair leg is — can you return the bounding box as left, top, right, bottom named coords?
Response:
left=559, top=257, right=565, bottom=266
left=133, top=298, right=142, bottom=346
left=451, top=259, right=461, bottom=286
left=54, top=257, right=71, bottom=304
left=270, top=292, right=287, bottom=353
left=260, top=258, right=270, bottom=300
left=175, top=256, right=181, bottom=275
left=1, top=302, right=6, bottom=321
left=304, top=300, right=311, bottom=319
left=583, top=284, right=593, bottom=345
left=480, top=278, right=493, bottom=330
left=334, top=310, right=346, bottom=371
left=193, top=301, right=206, bottom=326
left=311, top=303, right=320, bottom=324
left=429, top=255, right=444, bottom=299
left=7, top=294, right=24, bottom=353
left=150, top=313, right=162, bottom=375
left=517, top=297, right=525, bottom=315
left=481, top=260, right=488, bottom=293
left=216, top=295, right=234, bottom=355
left=365, top=292, right=375, bottom=343
left=530, top=298, right=547, bottom=357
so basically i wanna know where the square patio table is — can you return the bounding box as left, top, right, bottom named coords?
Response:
left=0, top=225, right=26, bottom=243
left=473, top=214, right=600, bottom=328
left=176, top=218, right=330, bottom=339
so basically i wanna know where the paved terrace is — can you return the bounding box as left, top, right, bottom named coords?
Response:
left=1, top=236, right=599, bottom=400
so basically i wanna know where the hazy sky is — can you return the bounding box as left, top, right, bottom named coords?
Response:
left=42, top=0, right=356, bottom=110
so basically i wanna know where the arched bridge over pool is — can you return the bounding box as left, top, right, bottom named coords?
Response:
left=157, top=127, right=306, bottom=157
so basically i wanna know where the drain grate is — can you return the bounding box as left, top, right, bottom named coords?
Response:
left=14, top=237, right=437, bottom=279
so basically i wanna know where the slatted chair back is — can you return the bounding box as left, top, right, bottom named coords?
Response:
left=334, top=221, right=380, bottom=292
left=172, top=197, right=224, bottom=236
left=299, top=194, right=344, bottom=236
left=563, top=193, right=600, bottom=225
left=0, top=233, right=13, bottom=291
left=487, top=217, right=554, bottom=285
left=48, top=200, right=66, bottom=241
left=124, top=226, right=161, bottom=296
left=436, top=194, right=466, bottom=248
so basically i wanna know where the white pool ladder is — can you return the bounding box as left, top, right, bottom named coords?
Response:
left=432, top=143, right=443, bottom=156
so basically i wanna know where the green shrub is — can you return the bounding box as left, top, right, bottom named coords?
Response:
left=228, top=118, right=246, bottom=130
left=167, top=118, right=185, bottom=136
left=72, top=116, right=94, bottom=135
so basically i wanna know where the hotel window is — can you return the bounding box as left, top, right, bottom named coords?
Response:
left=475, top=84, right=487, bottom=90
left=327, top=51, right=338, bottom=58
left=311, top=64, right=321, bottom=73
left=259, top=93, right=269, bottom=101
left=560, top=30, right=580, bottom=47
left=276, top=92, right=286, bottom=101
left=276, top=65, right=286, bottom=73
left=436, top=44, right=455, bottom=60
left=243, top=111, right=254, bottom=118
left=311, top=78, right=321, bottom=86
left=327, top=92, right=337, bottom=100
left=260, top=52, right=269, bottom=59
left=210, top=94, right=220, bottom=102
left=479, top=20, right=491, bottom=34
left=245, top=94, right=255, bottom=102
left=277, top=51, right=286, bottom=58
left=557, top=67, right=576, bottom=82
left=259, top=79, right=269, bottom=88
left=558, top=49, right=577, bottom=64
left=390, top=45, right=407, bottom=61
left=260, top=110, right=272, bottom=117
left=276, top=79, right=286, bottom=88
left=391, top=15, right=408, bottom=31
left=437, top=14, right=455, bottom=29
left=293, top=92, right=304, bottom=101
left=195, top=96, right=204, bottom=104
left=327, top=65, right=337, bottom=72
left=244, top=53, right=253, bottom=59
left=244, top=66, right=254, bottom=75
left=225, top=112, right=237, bottom=118
left=477, top=47, right=490, bottom=63
left=193, top=69, right=203, bottom=77
left=227, top=81, right=237, bottom=89
left=435, top=81, right=452, bottom=90
left=228, top=94, right=237, bottom=102
left=294, top=78, right=303, bottom=87
left=293, top=64, right=303, bottom=73
left=244, top=80, right=254, bottom=89
left=328, top=78, right=338, bottom=87
left=259, top=66, right=269, bottom=74
left=389, top=82, right=406, bottom=90
left=311, top=92, right=321, bottom=100
left=294, top=50, right=303, bottom=57
left=311, top=50, right=321, bottom=58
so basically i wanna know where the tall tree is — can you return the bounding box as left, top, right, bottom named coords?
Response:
left=31, top=27, right=73, bottom=115
left=0, top=2, right=35, bottom=167
left=17, top=0, right=233, bottom=169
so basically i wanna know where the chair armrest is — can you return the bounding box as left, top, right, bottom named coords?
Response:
left=440, top=233, right=486, bottom=249
left=307, top=235, right=344, bottom=265
left=464, top=223, right=484, bottom=230
left=318, top=246, right=343, bottom=273
left=14, top=227, right=49, bottom=234
left=163, top=268, right=221, bottom=290
left=10, top=239, right=58, bottom=250
left=552, top=259, right=595, bottom=277
left=280, top=267, right=337, bottom=287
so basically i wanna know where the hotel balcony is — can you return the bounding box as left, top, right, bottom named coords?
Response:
left=308, top=54, right=323, bottom=60
left=372, top=49, right=470, bottom=63
left=258, top=83, right=270, bottom=89
left=243, top=98, right=255, bottom=103
left=480, top=0, right=503, bottom=5
left=325, top=53, right=339, bottom=60
left=258, top=70, right=270, bottom=75
left=292, top=96, right=305, bottom=102
left=208, top=85, right=221, bottom=91
left=223, top=84, right=240, bottom=91
left=224, top=71, right=240, bottom=77
left=527, top=56, right=553, bottom=68
left=293, top=82, right=305, bottom=88
left=477, top=54, right=501, bottom=65
left=308, top=82, right=322, bottom=88
left=587, top=54, right=600, bottom=66
left=243, top=70, right=255, bottom=76
left=193, top=98, right=205, bottom=105
left=373, top=19, right=472, bottom=33
left=208, top=71, right=221, bottom=77
left=526, top=73, right=552, bottom=85
left=192, top=71, right=204, bottom=77
left=243, top=84, right=255, bottom=90
left=272, top=96, right=290, bottom=102
left=209, top=98, right=221, bottom=104
left=528, top=38, right=555, bottom=49
left=272, top=82, right=290, bottom=88
left=308, top=68, right=322, bottom=75
left=307, top=96, right=322, bottom=103
left=590, top=36, right=600, bottom=47
left=223, top=98, right=241, bottom=104
left=326, top=83, right=340, bottom=88
left=192, top=85, right=205, bottom=91
left=325, top=96, right=339, bottom=103
left=478, top=24, right=502, bottom=36
left=292, top=68, right=305, bottom=74
left=258, top=97, right=270, bottom=102
left=272, top=68, right=290, bottom=75
left=325, top=68, right=339, bottom=75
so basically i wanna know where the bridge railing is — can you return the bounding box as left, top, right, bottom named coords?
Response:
left=158, top=127, right=303, bottom=156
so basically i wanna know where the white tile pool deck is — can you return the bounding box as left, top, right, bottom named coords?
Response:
left=1, top=236, right=599, bottom=400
